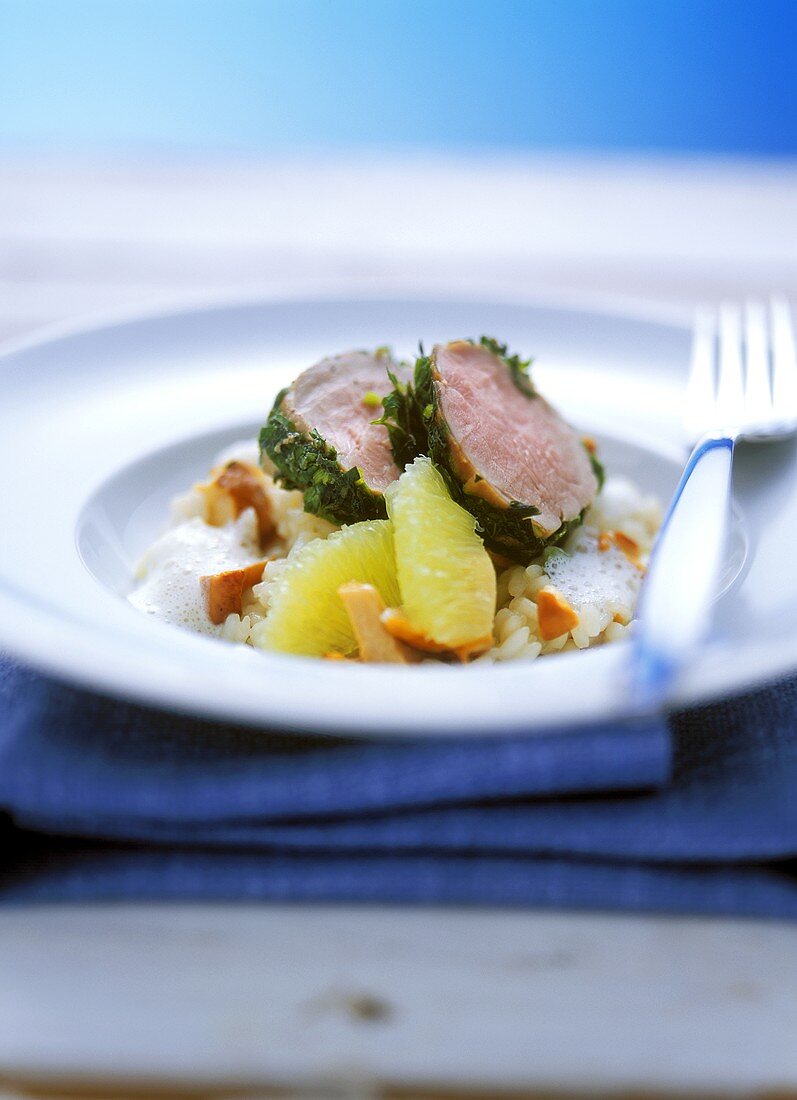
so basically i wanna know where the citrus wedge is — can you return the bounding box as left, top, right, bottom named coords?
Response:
left=385, top=457, right=496, bottom=650
left=252, top=520, right=399, bottom=657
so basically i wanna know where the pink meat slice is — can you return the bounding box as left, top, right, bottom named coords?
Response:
left=434, top=341, right=598, bottom=535
left=284, top=350, right=400, bottom=493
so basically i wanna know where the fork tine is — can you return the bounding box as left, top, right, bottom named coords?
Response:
left=716, top=301, right=745, bottom=430
left=684, top=306, right=716, bottom=441
left=771, top=297, right=797, bottom=424
left=743, top=300, right=772, bottom=428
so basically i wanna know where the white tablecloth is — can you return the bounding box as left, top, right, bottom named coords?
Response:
left=2, top=153, right=795, bottom=346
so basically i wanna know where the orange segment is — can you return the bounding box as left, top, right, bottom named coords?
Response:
left=385, top=457, right=496, bottom=650
left=252, top=519, right=400, bottom=657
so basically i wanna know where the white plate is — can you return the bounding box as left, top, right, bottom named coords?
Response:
left=0, top=297, right=795, bottom=737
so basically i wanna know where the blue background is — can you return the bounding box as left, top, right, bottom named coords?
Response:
left=1, top=0, right=795, bottom=156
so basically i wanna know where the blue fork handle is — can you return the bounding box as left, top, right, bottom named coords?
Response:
left=630, top=433, right=735, bottom=711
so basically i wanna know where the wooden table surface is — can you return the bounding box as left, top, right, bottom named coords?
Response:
left=1, top=153, right=796, bottom=1098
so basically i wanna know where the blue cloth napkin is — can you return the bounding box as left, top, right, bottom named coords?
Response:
left=2, top=655, right=796, bottom=917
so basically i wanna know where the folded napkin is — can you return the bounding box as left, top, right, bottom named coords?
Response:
left=2, top=655, right=796, bottom=917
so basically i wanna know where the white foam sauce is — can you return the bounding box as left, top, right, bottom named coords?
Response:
left=588, top=476, right=647, bottom=528
left=128, top=510, right=261, bottom=635
left=545, top=529, right=642, bottom=614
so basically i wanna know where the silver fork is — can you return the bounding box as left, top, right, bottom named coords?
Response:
left=631, top=298, right=797, bottom=710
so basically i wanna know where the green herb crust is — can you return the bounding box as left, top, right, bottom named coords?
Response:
left=259, top=388, right=387, bottom=525
left=478, top=336, right=536, bottom=398
left=381, top=337, right=597, bottom=563
left=372, top=360, right=429, bottom=470
left=588, top=449, right=606, bottom=492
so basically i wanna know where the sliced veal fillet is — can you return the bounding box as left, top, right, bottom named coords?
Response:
left=411, top=338, right=601, bottom=562
left=259, top=348, right=402, bottom=525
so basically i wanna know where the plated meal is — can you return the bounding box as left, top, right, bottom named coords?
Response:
left=2, top=295, right=791, bottom=732
left=130, top=337, right=661, bottom=665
